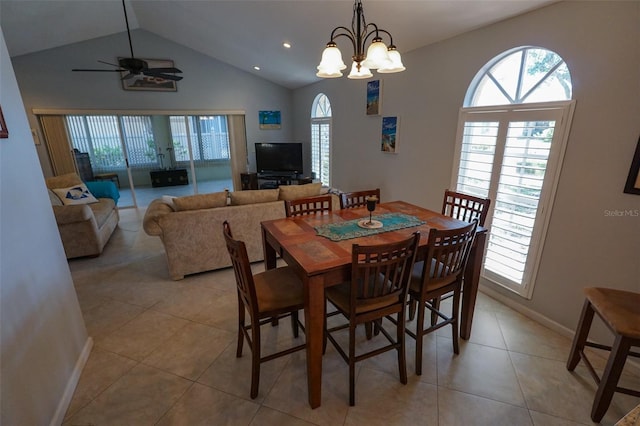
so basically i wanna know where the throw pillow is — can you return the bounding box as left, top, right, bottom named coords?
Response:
left=161, top=195, right=177, bottom=209
left=230, top=189, right=280, bottom=205
left=173, top=191, right=228, bottom=211
left=52, top=183, right=99, bottom=205
left=48, top=189, right=63, bottom=206
left=278, top=182, right=322, bottom=201
left=45, top=173, right=83, bottom=190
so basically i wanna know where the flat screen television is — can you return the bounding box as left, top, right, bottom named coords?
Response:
left=255, top=143, right=303, bottom=174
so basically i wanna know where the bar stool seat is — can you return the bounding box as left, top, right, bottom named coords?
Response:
left=567, top=287, right=640, bottom=423
left=94, top=172, right=120, bottom=188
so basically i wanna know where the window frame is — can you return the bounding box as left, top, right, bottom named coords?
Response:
left=452, top=100, right=575, bottom=298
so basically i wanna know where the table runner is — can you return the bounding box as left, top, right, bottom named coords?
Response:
left=315, top=212, right=425, bottom=241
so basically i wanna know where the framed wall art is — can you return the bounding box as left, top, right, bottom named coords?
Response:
left=0, top=106, right=8, bottom=138
left=366, top=80, right=381, bottom=115
left=120, top=59, right=178, bottom=92
left=259, top=110, right=281, bottom=130
left=381, top=116, right=398, bottom=153
left=623, top=135, right=640, bottom=195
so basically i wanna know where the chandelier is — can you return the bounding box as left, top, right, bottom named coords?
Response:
left=316, top=0, right=405, bottom=79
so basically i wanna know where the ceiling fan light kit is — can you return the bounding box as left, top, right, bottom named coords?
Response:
left=316, top=0, right=405, bottom=80
left=72, top=0, right=183, bottom=82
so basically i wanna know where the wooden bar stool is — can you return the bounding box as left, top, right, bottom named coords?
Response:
left=567, top=287, right=640, bottom=422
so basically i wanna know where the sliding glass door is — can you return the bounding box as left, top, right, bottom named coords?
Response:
left=62, top=113, right=235, bottom=207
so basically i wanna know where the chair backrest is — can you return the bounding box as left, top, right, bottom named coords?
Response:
left=442, top=190, right=491, bottom=226
left=340, top=188, right=381, bottom=209
left=285, top=194, right=333, bottom=217
left=350, top=232, right=420, bottom=314
left=223, top=221, right=258, bottom=316
left=420, top=220, right=478, bottom=291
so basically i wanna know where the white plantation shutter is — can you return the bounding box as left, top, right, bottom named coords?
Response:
left=311, top=121, right=330, bottom=185
left=311, top=93, right=332, bottom=186
left=453, top=103, right=574, bottom=297
left=456, top=121, right=499, bottom=198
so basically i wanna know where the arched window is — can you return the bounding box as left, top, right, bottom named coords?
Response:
left=466, top=46, right=572, bottom=106
left=452, top=46, right=575, bottom=298
left=311, top=93, right=332, bottom=186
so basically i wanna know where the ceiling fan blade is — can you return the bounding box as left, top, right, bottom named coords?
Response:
left=72, top=68, right=123, bottom=72
left=143, top=70, right=183, bottom=81
left=146, top=67, right=183, bottom=74
left=97, top=60, right=123, bottom=68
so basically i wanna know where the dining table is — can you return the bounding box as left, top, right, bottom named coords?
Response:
left=261, top=200, right=487, bottom=408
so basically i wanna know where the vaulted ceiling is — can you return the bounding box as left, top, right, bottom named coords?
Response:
left=0, top=0, right=555, bottom=89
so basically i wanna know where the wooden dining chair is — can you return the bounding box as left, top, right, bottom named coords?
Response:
left=567, top=287, right=640, bottom=423
left=406, top=220, right=477, bottom=375
left=223, top=221, right=306, bottom=399
left=442, top=189, right=491, bottom=226
left=407, top=189, right=490, bottom=322
left=285, top=194, right=333, bottom=217
left=324, top=232, right=420, bottom=406
left=339, top=188, right=381, bottom=209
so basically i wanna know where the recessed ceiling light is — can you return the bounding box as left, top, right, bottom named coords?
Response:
left=254, top=66, right=260, bottom=71
left=283, top=42, right=291, bottom=49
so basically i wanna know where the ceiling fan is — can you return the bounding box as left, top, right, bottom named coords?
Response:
left=72, top=0, right=183, bottom=82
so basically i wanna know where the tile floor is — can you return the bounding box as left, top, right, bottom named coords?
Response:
left=63, top=208, right=640, bottom=425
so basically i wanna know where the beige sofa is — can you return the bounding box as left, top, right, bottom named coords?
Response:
left=45, top=173, right=120, bottom=259
left=143, top=183, right=338, bottom=280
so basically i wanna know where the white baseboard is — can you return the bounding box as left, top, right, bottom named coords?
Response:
left=479, top=285, right=575, bottom=338
left=50, top=337, right=93, bottom=426
left=479, top=285, right=640, bottom=375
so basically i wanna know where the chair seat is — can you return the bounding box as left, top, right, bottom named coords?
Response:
left=409, top=260, right=456, bottom=294
left=584, top=287, right=640, bottom=338
left=254, top=266, right=304, bottom=314
left=327, top=282, right=399, bottom=315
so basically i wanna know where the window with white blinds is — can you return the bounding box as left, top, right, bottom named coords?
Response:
left=311, top=93, right=332, bottom=186
left=169, top=115, right=230, bottom=163
left=454, top=104, right=574, bottom=297
left=66, top=114, right=231, bottom=173
left=66, top=115, right=155, bottom=172
left=455, top=46, right=575, bottom=298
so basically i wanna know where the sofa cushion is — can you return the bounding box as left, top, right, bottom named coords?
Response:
left=48, top=189, right=63, bottom=206
left=230, top=189, right=280, bottom=206
left=278, top=182, right=322, bottom=201
left=53, top=183, right=99, bottom=205
left=173, top=191, right=228, bottom=211
left=45, top=173, right=83, bottom=190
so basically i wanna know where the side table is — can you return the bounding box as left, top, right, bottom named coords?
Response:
left=150, top=169, right=189, bottom=187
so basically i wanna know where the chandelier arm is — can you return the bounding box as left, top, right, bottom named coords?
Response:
left=330, top=27, right=358, bottom=54
left=361, top=24, right=381, bottom=48
left=374, top=28, right=395, bottom=47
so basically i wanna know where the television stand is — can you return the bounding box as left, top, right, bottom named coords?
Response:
left=253, top=173, right=313, bottom=189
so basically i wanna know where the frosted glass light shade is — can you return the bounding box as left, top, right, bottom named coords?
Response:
left=316, top=67, right=343, bottom=78
left=378, top=49, right=406, bottom=73
left=317, top=45, right=347, bottom=72
left=347, top=62, right=373, bottom=79
left=361, top=40, right=391, bottom=69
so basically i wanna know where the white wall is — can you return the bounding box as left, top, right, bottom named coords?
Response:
left=10, top=29, right=295, bottom=177
left=0, top=29, right=90, bottom=425
left=293, top=1, right=640, bottom=336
